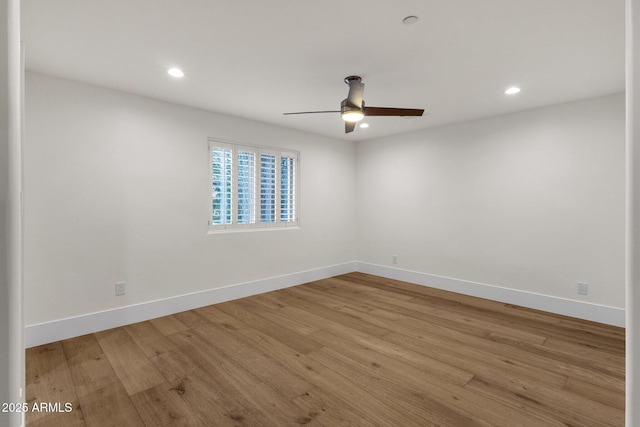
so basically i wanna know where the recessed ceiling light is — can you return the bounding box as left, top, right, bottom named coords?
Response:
left=167, top=68, right=185, bottom=78
left=505, top=87, right=521, bottom=95
left=402, top=16, right=419, bottom=25
left=359, top=123, right=369, bottom=128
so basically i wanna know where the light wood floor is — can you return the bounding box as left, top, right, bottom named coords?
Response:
left=26, top=272, right=625, bottom=426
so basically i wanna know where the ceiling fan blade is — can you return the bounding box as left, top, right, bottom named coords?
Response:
left=363, top=107, right=424, bottom=117
left=283, top=110, right=341, bottom=115
left=346, top=78, right=364, bottom=108
left=345, top=121, right=355, bottom=134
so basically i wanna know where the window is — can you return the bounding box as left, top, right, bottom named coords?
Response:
left=210, top=140, right=299, bottom=231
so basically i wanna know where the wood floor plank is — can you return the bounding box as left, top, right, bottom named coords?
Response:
left=308, top=330, right=571, bottom=426
left=171, top=309, right=209, bottom=329
left=218, top=325, right=386, bottom=426
left=194, top=304, right=249, bottom=331
left=290, top=386, right=372, bottom=427
left=308, top=327, right=474, bottom=387
left=377, top=308, right=622, bottom=393
left=464, top=376, right=580, bottom=426
left=309, top=348, right=448, bottom=427
left=62, top=335, right=116, bottom=390
left=149, top=314, right=190, bottom=336
left=26, top=411, right=85, bottom=427
left=76, top=380, right=146, bottom=427
left=347, top=272, right=625, bottom=349
left=150, top=349, right=266, bottom=426
left=62, top=335, right=146, bottom=427
left=281, top=290, right=394, bottom=338
left=543, top=336, right=625, bottom=372
left=300, top=351, right=434, bottom=426
left=94, top=328, right=166, bottom=396
left=129, top=382, right=204, bottom=427
left=309, top=345, right=546, bottom=427
left=340, top=291, right=494, bottom=339
left=317, top=276, right=419, bottom=308
left=564, top=377, right=626, bottom=411
left=235, top=297, right=321, bottom=335
left=442, top=299, right=625, bottom=353
left=203, top=311, right=433, bottom=426
left=190, top=321, right=315, bottom=400
left=360, top=287, right=550, bottom=346
left=292, top=302, right=527, bottom=390
left=285, top=284, right=388, bottom=321
left=218, top=316, right=335, bottom=382
left=215, top=300, right=322, bottom=355
left=250, top=291, right=293, bottom=310
left=27, top=272, right=625, bottom=426
left=503, top=303, right=625, bottom=344
left=25, top=343, right=85, bottom=427
left=466, top=374, right=625, bottom=427
left=168, top=330, right=315, bottom=426
left=124, top=320, right=177, bottom=358
left=488, top=333, right=625, bottom=388
left=384, top=330, right=567, bottom=390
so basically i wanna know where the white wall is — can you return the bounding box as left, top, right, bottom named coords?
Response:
left=0, top=1, right=9, bottom=411
left=23, top=71, right=357, bottom=327
left=357, top=93, right=626, bottom=310
left=23, top=70, right=626, bottom=340
left=2, top=0, right=23, bottom=426
left=627, top=0, right=640, bottom=422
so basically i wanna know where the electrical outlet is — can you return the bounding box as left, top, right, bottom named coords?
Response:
left=577, top=282, right=588, bottom=295
left=392, top=255, right=398, bottom=264
left=115, top=281, right=126, bottom=296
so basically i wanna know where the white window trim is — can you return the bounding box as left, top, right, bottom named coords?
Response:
left=208, top=139, right=300, bottom=233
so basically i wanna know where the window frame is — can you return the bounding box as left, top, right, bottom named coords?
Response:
left=209, top=139, right=299, bottom=232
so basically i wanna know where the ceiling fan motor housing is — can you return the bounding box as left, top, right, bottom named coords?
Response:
left=341, top=98, right=364, bottom=114
left=340, top=99, right=365, bottom=123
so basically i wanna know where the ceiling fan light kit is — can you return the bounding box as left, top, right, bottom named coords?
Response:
left=341, top=111, right=365, bottom=122
left=284, top=75, right=424, bottom=134
left=340, top=100, right=365, bottom=122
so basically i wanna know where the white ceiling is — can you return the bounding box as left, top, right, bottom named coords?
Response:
left=21, top=0, right=625, bottom=141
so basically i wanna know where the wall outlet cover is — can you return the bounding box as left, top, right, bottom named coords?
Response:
left=115, top=281, right=126, bottom=296
left=577, top=282, right=588, bottom=295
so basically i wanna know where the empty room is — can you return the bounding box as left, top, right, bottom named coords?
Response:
left=3, top=0, right=640, bottom=426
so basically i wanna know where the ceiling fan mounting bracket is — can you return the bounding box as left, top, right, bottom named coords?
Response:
left=344, top=75, right=362, bottom=85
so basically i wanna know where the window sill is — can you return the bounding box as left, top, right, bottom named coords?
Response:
left=207, top=225, right=300, bottom=235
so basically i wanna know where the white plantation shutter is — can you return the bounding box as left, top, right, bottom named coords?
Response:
left=209, top=140, right=299, bottom=231
left=280, top=152, right=297, bottom=223
left=237, top=148, right=256, bottom=225
left=211, top=145, right=232, bottom=225
left=260, top=151, right=277, bottom=224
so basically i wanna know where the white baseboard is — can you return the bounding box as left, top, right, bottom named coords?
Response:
left=25, top=262, right=357, bottom=347
left=356, top=262, right=625, bottom=328
left=26, top=261, right=624, bottom=347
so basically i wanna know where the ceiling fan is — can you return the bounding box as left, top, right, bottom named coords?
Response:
left=283, top=75, right=425, bottom=133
